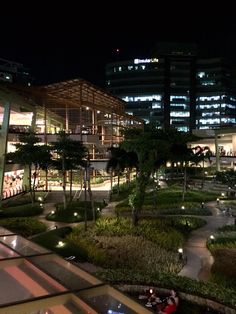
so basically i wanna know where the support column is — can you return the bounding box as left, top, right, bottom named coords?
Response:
left=65, top=105, right=69, bottom=132
left=0, top=103, right=11, bottom=202
left=111, top=113, right=113, bottom=147
left=215, top=134, right=220, bottom=171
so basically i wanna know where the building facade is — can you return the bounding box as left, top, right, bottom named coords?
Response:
left=0, top=57, right=31, bottom=85
left=0, top=79, right=143, bottom=200
left=106, top=43, right=236, bottom=132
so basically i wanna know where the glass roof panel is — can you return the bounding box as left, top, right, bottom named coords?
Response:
left=0, top=235, right=50, bottom=255
left=29, top=254, right=102, bottom=290
left=0, top=259, right=67, bottom=305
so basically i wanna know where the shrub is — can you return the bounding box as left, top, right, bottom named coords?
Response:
left=0, top=218, right=47, bottom=237
left=0, top=203, right=43, bottom=218
left=46, top=201, right=104, bottom=222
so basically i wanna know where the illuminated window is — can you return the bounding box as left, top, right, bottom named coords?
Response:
left=152, top=103, right=162, bottom=109
left=128, top=66, right=133, bottom=70
left=170, top=112, right=190, bottom=117
left=170, top=95, right=188, bottom=101
left=197, top=72, right=205, bottom=78
left=122, top=95, right=162, bottom=102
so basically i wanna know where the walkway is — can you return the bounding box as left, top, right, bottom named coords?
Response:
left=178, top=201, right=234, bottom=281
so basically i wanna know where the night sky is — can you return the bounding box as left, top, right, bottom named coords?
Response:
left=0, top=1, right=236, bottom=87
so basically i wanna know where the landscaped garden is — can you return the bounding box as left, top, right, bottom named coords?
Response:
left=115, top=183, right=217, bottom=216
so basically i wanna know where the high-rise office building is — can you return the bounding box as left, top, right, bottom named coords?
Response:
left=105, top=43, right=236, bottom=132
left=0, top=57, right=31, bottom=85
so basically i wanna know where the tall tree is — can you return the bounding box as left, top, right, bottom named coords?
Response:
left=6, top=133, right=52, bottom=204
left=121, top=126, right=198, bottom=224
left=121, top=125, right=170, bottom=225
left=106, top=147, right=138, bottom=195
left=51, top=131, right=87, bottom=210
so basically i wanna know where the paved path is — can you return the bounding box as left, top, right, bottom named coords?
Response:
left=178, top=201, right=234, bottom=281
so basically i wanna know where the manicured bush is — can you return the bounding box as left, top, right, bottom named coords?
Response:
left=211, top=248, right=236, bottom=278
left=0, top=203, right=43, bottom=218
left=207, top=224, right=236, bottom=289
left=46, top=201, right=104, bottom=222
left=0, top=218, right=47, bottom=237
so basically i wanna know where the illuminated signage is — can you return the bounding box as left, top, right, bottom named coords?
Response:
left=134, top=58, right=159, bottom=64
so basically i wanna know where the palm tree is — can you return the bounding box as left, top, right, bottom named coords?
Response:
left=191, top=145, right=212, bottom=187
left=106, top=147, right=137, bottom=195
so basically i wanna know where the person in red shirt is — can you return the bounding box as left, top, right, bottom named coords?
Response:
left=158, top=296, right=177, bottom=314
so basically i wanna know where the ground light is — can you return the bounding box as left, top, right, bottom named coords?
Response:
left=51, top=210, right=55, bottom=214
left=181, top=206, right=185, bottom=210
left=57, top=241, right=65, bottom=248
left=74, top=212, right=78, bottom=217
left=210, top=235, right=215, bottom=243
left=178, top=248, right=183, bottom=260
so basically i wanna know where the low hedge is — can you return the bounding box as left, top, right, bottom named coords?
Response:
left=0, top=203, right=43, bottom=218
left=0, top=217, right=47, bottom=237
left=46, top=201, right=104, bottom=222
left=96, top=268, right=236, bottom=309
left=32, top=227, right=88, bottom=260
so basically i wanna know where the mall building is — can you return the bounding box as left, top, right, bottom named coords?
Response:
left=0, top=79, right=143, bottom=200
left=106, top=43, right=236, bottom=132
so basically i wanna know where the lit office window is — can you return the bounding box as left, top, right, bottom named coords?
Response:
left=221, top=118, right=236, bottom=123
left=197, top=72, right=205, bottom=78
left=170, top=95, right=188, bottom=101
left=118, top=67, right=122, bottom=72
left=152, top=103, right=162, bottom=109
left=141, top=65, right=146, bottom=70
left=199, top=118, right=220, bottom=125
left=177, top=126, right=189, bottom=132
left=122, top=95, right=162, bottom=102
left=128, top=66, right=133, bottom=70
left=170, top=112, right=190, bottom=117
left=198, top=96, right=221, bottom=101
left=202, top=112, right=220, bottom=117
left=201, top=81, right=215, bottom=86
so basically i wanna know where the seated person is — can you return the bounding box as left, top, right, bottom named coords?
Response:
left=158, top=297, right=177, bottom=314
left=145, top=289, right=161, bottom=308
left=170, top=289, right=179, bottom=307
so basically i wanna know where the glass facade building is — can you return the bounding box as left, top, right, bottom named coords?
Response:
left=106, top=44, right=236, bottom=132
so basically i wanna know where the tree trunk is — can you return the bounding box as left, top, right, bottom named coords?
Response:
left=69, top=169, right=73, bottom=202
left=32, top=168, right=38, bottom=204
left=45, top=167, right=48, bottom=191
left=182, top=164, right=187, bottom=202
left=62, top=156, right=67, bottom=210
left=28, top=165, right=34, bottom=205
left=109, top=171, right=113, bottom=201
left=131, top=172, right=149, bottom=226
left=117, top=171, right=120, bottom=195
left=84, top=168, right=87, bottom=231
left=132, top=207, right=139, bottom=226
left=87, top=174, right=95, bottom=222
